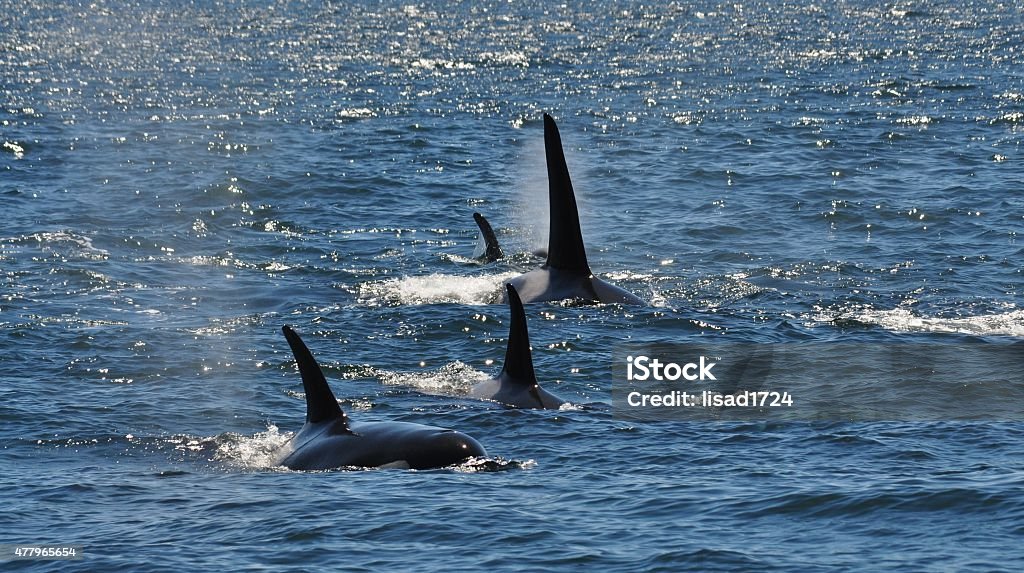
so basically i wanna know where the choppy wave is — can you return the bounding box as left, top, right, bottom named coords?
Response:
left=5, top=231, right=110, bottom=260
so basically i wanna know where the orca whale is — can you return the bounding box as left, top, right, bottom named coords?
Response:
left=472, top=212, right=504, bottom=262
left=274, top=326, right=486, bottom=470
left=504, top=114, right=643, bottom=304
left=470, top=284, right=567, bottom=409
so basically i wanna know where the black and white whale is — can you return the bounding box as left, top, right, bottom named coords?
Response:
left=274, top=326, right=486, bottom=470
left=472, top=212, right=504, bottom=262
left=504, top=114, right=643, bottom=304
left=470, top=284, right=567, bottom=409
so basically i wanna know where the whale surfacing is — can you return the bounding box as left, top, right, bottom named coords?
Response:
left=472, top=212, right=504, bottom=262
left=504, top=114, right=642, bottom=305
left=470, top=284, right=566, bottom=409
left=274, top=326, right=486, bottom=470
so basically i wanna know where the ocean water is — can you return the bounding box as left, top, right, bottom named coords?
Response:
left=2, top=0, right=1023, bottom=570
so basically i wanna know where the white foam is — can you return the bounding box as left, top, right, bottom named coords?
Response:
left=19, top=231, right=110, bottom=259
left=452, top=457, right=536, bottom=472
left=211, top=424, right=292, bottom=470
left=336, top=108, right=376, bottom=119
left=822, top=307, right=1024, bottom=337
left=357, top=271, right=518, bottom=306
left=604, top=271, right=653, bottom=281
left=3, top=141, right=25, bottom=159
left=376, top=361, right=490, bottom=395
left=440, top=253, right=483, bottom=265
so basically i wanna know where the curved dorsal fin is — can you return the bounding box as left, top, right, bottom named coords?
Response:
left=500, top=284, right=538, bottom=384
left=473, top=212, right=504, bottom=262
left=543, top=113, right=591, bottom=274
left=282, top=326, right=346, bottom=425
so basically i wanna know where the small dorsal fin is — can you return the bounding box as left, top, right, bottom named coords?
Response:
left=543, top=113, right=591, bottom=274
left=473, top=212, right=504, bottom=262
left=499, top=284, right=538, bottom=384
left=282, top=326, right=346, bottom=425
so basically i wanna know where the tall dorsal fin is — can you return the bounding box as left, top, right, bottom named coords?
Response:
left=499, top=284, right=538, bottom=384
left=282, top=326, right=346, bottom=425
left=473, top=212, right=504, bottom=262
left=543, top=113, right=591, bottom=274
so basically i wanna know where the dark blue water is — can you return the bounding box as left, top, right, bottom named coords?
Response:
left=2, top=1, right=1023, bottom=570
